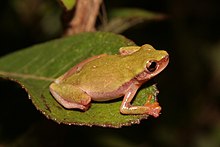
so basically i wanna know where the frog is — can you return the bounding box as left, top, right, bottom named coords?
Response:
left=49, top=44, right=169, bottom=117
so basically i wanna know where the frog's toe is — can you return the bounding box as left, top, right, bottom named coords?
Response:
left=144, top=102, right=161, bottom=117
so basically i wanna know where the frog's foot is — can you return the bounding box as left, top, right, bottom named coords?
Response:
left=144, top=101, right=161, bottom=117
left=144, top=95, right=161, bottom=117
left=50, top=83, right=91, bottom=111
left=120, top=102, right=161, bottom=117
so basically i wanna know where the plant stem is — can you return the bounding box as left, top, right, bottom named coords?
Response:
left=64, top=0, right=103, bottom=35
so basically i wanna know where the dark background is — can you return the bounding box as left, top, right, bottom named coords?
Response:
left=1, top=0, right=220, bottom=146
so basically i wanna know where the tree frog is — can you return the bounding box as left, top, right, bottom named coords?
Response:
left=50, top=44, right=169, bottom=117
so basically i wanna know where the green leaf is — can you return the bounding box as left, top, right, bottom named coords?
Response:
left=59, top=0, right=76, bottom=11
left=0, top=32, right=159, bottom=128
left=109, top=8, right=165, bottom=19
left=100, top=8, right=167, bottom=33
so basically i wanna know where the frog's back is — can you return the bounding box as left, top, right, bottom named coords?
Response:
left=71, top=55, right=136, bottom=93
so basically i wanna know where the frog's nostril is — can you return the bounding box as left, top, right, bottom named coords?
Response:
left=164, top=55, right=169, bottom=61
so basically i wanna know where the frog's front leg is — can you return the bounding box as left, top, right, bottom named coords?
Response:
left=120, top=84, right=161, bottom=117
left=50, top=83, right=91, bottom=110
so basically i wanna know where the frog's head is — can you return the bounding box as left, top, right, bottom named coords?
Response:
left=135, top=44, right=169, bottom=82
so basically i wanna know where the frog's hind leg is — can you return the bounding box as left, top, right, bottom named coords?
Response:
left=119, top=46, right=140, bottom=55
left=50, top=83, right=91, bottom=111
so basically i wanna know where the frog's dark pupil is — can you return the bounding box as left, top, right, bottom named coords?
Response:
left=147, top=61, right=157, bottom=72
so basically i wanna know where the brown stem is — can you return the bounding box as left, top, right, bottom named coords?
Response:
left=64, top=0, right=103, bottom=36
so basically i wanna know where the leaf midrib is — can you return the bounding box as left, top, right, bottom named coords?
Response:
left=0, top=71, right=55, bottom=81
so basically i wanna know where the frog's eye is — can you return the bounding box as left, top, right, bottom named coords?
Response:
left=146, top=61, right=157, bottom=72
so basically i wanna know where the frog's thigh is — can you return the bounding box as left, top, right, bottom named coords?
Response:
left=50, top=83, right=91, bottom=110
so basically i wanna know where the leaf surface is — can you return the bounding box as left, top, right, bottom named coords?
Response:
left=59, top=0, right=76, bottom=10
left=0, top=32, right=159, bottom=128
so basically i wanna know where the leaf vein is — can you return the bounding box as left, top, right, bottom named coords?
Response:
left=0, top=71, right=55, bottom=81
